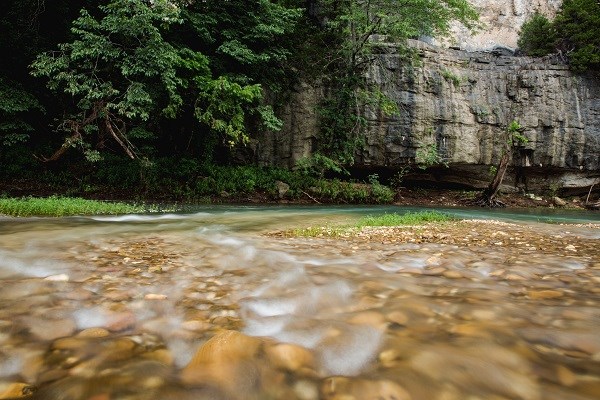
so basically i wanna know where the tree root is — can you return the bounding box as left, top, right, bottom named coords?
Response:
left=470, top=196, right=507, bottom=208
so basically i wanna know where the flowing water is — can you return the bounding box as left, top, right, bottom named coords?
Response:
left=0, top=206, right=599, bottom=400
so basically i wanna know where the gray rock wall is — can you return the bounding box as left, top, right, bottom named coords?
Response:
left=360, top=40, right=600, bottom=192
left=254, top=40, right=600, bottom=193
left=446, top=0, right=562, bottom=51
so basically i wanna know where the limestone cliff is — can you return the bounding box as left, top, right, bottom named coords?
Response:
left=359, top=40, right=600, bottom=193
left=253, top=1, right=600, bottom=194
left=446, top=0, right=562, bottom=51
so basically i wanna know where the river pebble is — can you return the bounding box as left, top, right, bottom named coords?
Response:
left=0, top=215, right=598, bottom=399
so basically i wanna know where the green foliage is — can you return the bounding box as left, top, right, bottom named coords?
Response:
left=31, top=0, right=184, bottom=159
left=390, top=165, right=412, bottom=189
left=508, top=120, right=528, bottom=144
left=517, top=1, right=600, bottom=73
left=518, top=13, right=555, bottom=57
left=554, top=0, right=600, bottom=73
left=357, top=211, right=454, bottom=227
left=0, top=78, right=43, bottom=146
left=313, top=0, right=478, bottom=166
left=295, top=153, right=348, bottom=177
left=0, top=196, right=145, bottom=217
left=28, top=0, right=300, bottom=161
left=415, top=143, right=447, bottom=169
left=368, top=174, right=395, bottom=203
left=440, top=68, right=463, bottom=87
left=195, top=77, right=264, bottom=146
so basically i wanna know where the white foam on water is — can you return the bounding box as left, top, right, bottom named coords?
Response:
left=243, top=297, right=300, bottom=317
left=72, top=307, right=110, bottom=329
left=0, top=353, right=23, bottom=378
left=90, top=213, right=194, bottom=222
left=317, top=324, right=383, bottom=376
left=167, top=338, right=196, bottom=368
left=243, top=315, right=292, bottom=337
left=240, top=257, right=381, bottom=376
left=0, top=250, right=63, bottom=278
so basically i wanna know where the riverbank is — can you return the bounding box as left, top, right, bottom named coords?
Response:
left=1, top=178, right=595, bottom=211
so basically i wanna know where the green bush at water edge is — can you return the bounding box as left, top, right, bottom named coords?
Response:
left=291, top=211, right=455, bottom=237
left=0, top=196, right=146, bottom=217
left=357, top=211, right=454, bottom=227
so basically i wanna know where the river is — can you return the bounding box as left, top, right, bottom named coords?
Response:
left=0, top=206, right=599, bottom=400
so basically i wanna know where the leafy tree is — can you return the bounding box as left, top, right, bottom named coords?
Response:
left=172, top=0, right=301, bottom=150
left=517, top=12, right=555, bottom=57
left=31, top=0, right=184, bottom=161
left=517, top=0, right=600, bottom=73
left=475, top=120, right=527, bottom=207
left=29, top=0, right=302, bottom=162
left=308, top=0, right=479, bottom=168
left=553, top=0, right=600, bottom=73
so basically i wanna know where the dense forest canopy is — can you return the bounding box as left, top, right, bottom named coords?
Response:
left=0, top=1, right=478, bottom=185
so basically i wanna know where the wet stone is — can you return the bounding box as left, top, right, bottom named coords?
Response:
left=1, top=213, right=599, bottom=400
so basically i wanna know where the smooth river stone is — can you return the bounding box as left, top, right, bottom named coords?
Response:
left=26, top=317, right=76, bottom=341
left=0, top=383, right=30, bottom=399
left=76, top=327, right=110, bottom=338
left=266, top=342, right=316, bottom=373
left=321, top=376, right=411, bottom=400
left=386, top=310, right=409, bottom=325
left=181, top=330, right=265, bottom=396
left=527, top=290, right=564, bottom=299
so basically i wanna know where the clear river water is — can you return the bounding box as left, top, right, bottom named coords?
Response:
left=0, top=206, right=599, bottom=400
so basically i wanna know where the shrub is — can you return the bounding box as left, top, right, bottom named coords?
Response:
left=0, top=196, right=145, bottom=217
left=518, top=13, right=556, bottom=57
left=357, top=211, right=454, bottom=227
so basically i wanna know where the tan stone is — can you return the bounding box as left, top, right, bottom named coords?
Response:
left=143, top=349, right=174, bottom=365
left=52, top=337, right=87, bottom=350
left=0, top=383, right=30, bottom=399
left=144, top=293, right=168, bottom=300
left=443, top=270, right=463, bottom=279
left=386, top=310, right=409, bottom=325
left=449, top=323, right=492, bottom=339
left=556, top=365, right=576, bottom=387
left=266, top=343, right=315, bottom=372
left=528, top=290, right=564, bottom=300
left=379, top=349, right=401, bottom=366
left=321, top=377, right=411, bottom=400
left=181, top=330, right=264, bottom=393
left=77, top=327, right=110, bottom=338
left=349, top=311, right=387, bottom=330
left=106, top=311, right=136, bottom=332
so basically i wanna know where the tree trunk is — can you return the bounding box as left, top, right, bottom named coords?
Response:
left=474, top=151, right=509, bottom=207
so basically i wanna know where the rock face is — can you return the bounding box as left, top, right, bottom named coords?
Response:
left=255, top=39, right=600, bottom=194
left=360, top=40, right=600, bottom=193
left=253, top=0, right=600, bottom=194
left=445, top=0, right=562, bottom=51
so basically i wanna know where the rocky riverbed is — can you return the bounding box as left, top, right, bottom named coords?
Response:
left=1, top=211, right=599, bottom=400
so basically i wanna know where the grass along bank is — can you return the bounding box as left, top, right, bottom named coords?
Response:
left=289, top=211, right=455, bottom=238
left=0, top=196, right=148, bottom=217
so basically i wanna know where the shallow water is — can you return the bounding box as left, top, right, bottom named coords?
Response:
left=0, top=206, right=599, bottom=400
